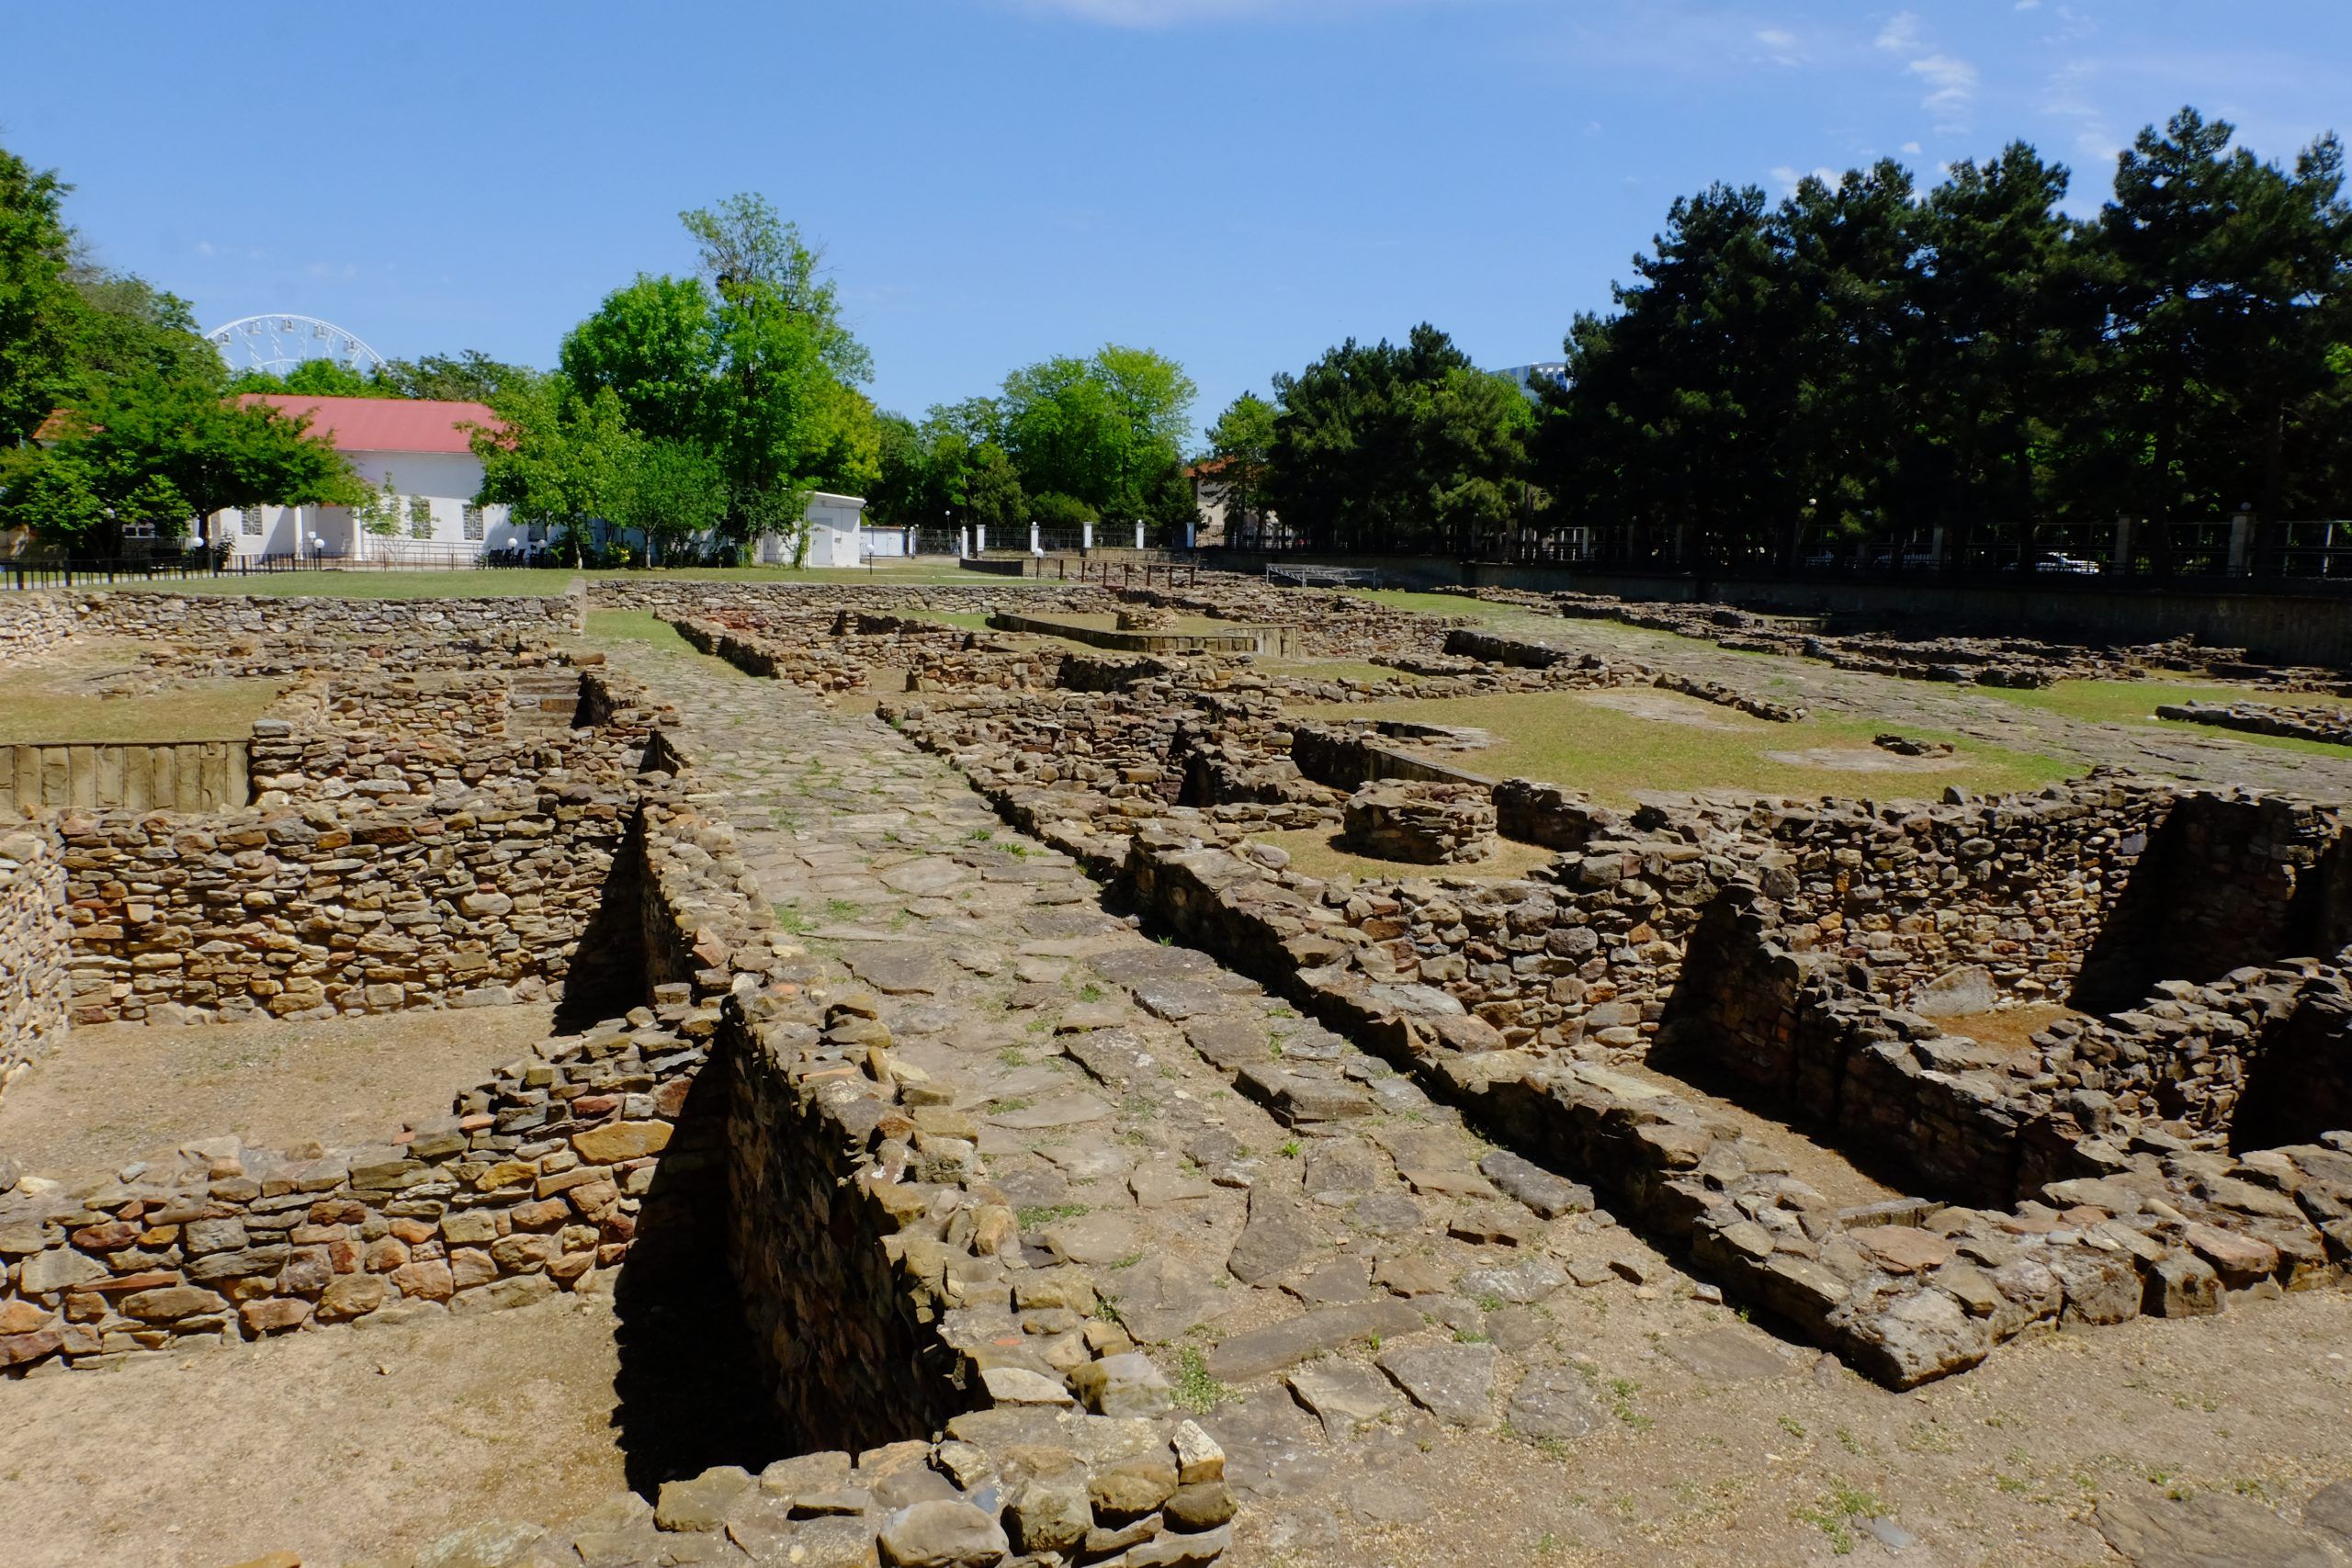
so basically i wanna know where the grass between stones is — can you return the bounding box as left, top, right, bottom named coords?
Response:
left=1984, top=678, right=2352, bottom=756
left=583, top=609, right=697, bottom=653
left=1289, top=686, right=2076, bottom=806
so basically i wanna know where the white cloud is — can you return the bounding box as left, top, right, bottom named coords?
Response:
left=1900, top=139, right=1922, bottom=153
left=1755, top=26, right=1801, bottom=63
left=1907, top=51, right=1978, bottom=114
left=1874, top=11, right=1921, bottom=52
left=1769, top=163, right=1840, bottom=196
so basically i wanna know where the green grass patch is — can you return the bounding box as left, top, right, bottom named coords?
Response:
left=1173, top=1347, right=1233, bottom=1414
left=584, top=609, right=694, bottom=652
left=1984, top=678, right=2352, bottom=756
left=1794, top=1481, right=1892, bottom=1555
left=1289, top=685, right=2076, bottom=806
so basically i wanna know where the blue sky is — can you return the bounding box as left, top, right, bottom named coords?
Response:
left=6, top=1, right=2346, bottom=442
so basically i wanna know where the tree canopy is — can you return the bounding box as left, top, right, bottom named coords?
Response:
left=1261, top=324, right=1536, bottom=555
left=0, top=140, right=360, bottom=554
left=501, top=194, right=876, bottom=560
left=865, top=344, right=1200, bottom=537
left=1536, top=107, right=2351, bottom=570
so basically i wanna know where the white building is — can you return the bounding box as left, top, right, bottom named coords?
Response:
left=207, top=395, right=520, bottom=563
left=752, top=491, right=888, bottom=567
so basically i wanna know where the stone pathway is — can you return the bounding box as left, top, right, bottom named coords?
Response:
left=601, top=628, right=2352, bottom=1567
left=602, top=633, right=1735, bottom=1562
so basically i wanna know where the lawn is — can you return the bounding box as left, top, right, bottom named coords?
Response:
left=1288, top=685, right=2079, bottom=806
left=582, top=609, right=695, bottom=653
left=1983, top=679, right=2352, bottom=757
left=0, top=639, right=283, bottom=744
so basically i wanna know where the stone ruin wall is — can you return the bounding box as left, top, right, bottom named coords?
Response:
left=76, top=582, right=586, bottom=644
left=0, top=830, right=71, bottom=1100
left=865, top=643, right=2352, bottom=1387
left=52, top=665, right=680, bottom=1028
left=56, top=789, right=631, bottom=1026
left=0, top=590, right=77, bottom=661
left=1115, top=818, right=2352, bottom=1388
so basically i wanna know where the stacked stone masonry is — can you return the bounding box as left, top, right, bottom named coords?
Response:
left=0, top=830, right=70, bottom=1100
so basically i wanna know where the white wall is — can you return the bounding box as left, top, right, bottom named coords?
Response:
left=207, top=449, right=511, bottom=561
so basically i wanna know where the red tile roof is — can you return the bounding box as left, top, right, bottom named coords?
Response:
left=240, top=395, right=501, bottom=455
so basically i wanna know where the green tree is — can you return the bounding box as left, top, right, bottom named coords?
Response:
left=0, top=145, right=77, bottom=445
left=1267, top=324, right=1526, bottom=554
left=470, top=379, right=634, bottom=562
left=996, top=346, right=1195, bottom=520
left=559, top=274, right=719, bottom=445
left=4, top=375, right=356, bottom=553
left=2102, top=108, right=2352, bottom=572
left=613, top=437, right=728, bottom=565
left=963, top=441, right=1026, bottom=539
left=354, top=474, right=403, bottom=544
left=61, top=270, right=224, bottom=399
left=369, top=351, right=535, bottom=401
left=1205, top=391, right=1278, bottom=525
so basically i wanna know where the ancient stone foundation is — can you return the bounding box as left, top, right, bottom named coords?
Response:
left=1342, top=781, right=1498, bottom=863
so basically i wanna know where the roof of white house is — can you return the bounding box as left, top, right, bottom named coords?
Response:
left=238, top=395, right=501, bottom=455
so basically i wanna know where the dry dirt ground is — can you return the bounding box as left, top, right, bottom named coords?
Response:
left=0, top=1005, right=560, bottom=1185
left=1206, top=1283, right=2352, bottom=1568
left=0, top=1292, right=629, bottom=1568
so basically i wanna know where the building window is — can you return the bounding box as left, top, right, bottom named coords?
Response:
left=408, top=496, right=434, bottom=539
left=120, top=518, right=157, bottom=540
left=462, top=504, right=484, bottom=541
left=526, top=521, right=545, bottom=543
left=242, top=505, right=264, bottom=536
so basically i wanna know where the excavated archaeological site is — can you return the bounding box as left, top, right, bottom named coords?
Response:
left=6, top=575, right=2352, bottom=1568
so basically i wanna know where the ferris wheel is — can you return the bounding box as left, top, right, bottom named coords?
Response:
left=200, top=313, right=386, bottom=378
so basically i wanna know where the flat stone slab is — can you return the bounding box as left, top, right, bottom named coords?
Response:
left=1182, top=1019, right=1272, bottom=1070
left=987, top=1093, right=1115, bottom=1131
left=1662, top=1326, right=1795, bottom=1382
left=1507, top=1365, right=1600, bottom=1441
left=1477, top=1150, right=1595, bottom=1218
left=1457, top=1256, right=1566, bottom=1305
left=1090, top=947, right=1222, bottom=985
left=1377, top=1341, right=1498, bottom=1428
left=1228, top=1190, right=1319, bottom=1285
left=2098, top=1491, right=2343, bottom=1568
left=1204, top=1299, right=1422, bottom=1382
left=846, top=949, right=953, bottom=995
left=1038, top=1141, right=1134, bottom=1180
left=1110, top=1254, right=1222, bottom=1345
left=1129, top=978, right=1229, bottom=1021
left=1041, top=1212, right=1143, bottom=1265
left=877, top=858, right=976, bottom=896
left=1285, top=1363, right=1399, bottom=1441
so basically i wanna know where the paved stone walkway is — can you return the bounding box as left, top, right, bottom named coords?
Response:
left=604, top=631, right=1774, bottom=1562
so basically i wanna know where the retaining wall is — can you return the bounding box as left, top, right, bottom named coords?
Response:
left=0, top=831, right=70, bottom=1100
left=1, top=739, right=250, bottom=814
left=0, top=591, right=77, bottom=660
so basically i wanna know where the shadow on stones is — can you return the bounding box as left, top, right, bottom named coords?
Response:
left=609, top=1039, right=789, bottom=1495
left=2073, top=796, right=2352, bottom=1015
left=556, top=808, right=651, bottom=1032
left=2230, top=985, right=2352, bottom=1156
